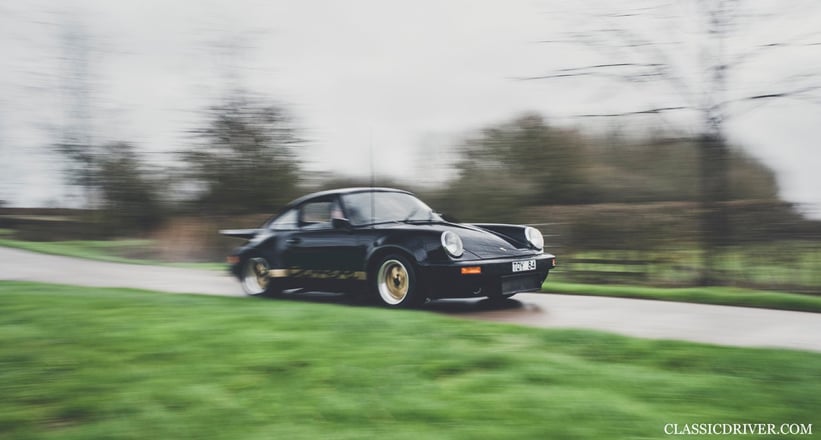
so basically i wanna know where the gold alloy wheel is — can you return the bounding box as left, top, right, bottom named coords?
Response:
left=377, top=259, right=410, bottom=305
left=242, top=257, right=270, bottom=295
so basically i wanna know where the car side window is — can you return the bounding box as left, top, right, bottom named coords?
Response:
left=268, top=209, right=299, bottom=230
left=299, top=200, right=341, bottom=229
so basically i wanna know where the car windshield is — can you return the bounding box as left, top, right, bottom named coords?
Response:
left=341, top=191, right=440, bottom=226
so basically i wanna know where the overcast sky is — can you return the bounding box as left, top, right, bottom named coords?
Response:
left=2, top=0, right=820, bottom=216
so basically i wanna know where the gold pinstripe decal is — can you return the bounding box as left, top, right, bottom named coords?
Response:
left=267, top=268, right=366, bottom=280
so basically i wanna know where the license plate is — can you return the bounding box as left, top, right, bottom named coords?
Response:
left=512, top=259, right=536, bottom=272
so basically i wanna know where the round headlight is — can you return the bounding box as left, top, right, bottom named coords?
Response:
left=441, top=231, right=464, bottom=257
left=525, top=226, right=544, bottom=250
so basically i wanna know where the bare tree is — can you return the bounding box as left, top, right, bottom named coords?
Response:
left=95, top=142, right=163, bottom=232
left=179, top=29, right=303, bottom=214
left=523, top=0, right=821, bottom=284
left=183, top=95, right=302, bottom=214
left=54, top=15, right=98, bottom=208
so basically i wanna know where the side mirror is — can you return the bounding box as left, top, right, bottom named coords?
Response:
left=332, top=217, right=351, bottom=229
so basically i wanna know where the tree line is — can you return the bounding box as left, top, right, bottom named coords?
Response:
left=61, top=99, right=785, bottom=233
left=58, top=94, right=303, bottom=233
left=429, top=113, right=779, bottom=222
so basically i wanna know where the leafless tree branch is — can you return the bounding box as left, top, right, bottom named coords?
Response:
left=721, top=85, right=821, bottom=106
left=577, top=106, right=690, bottom=118
left=728, top=30, right=821, bottom=69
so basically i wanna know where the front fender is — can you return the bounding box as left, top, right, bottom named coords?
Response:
left=364, top=229, right=447, bottom=267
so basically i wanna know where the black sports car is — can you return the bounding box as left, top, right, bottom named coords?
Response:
left=221, top=187, right=556, bottom=307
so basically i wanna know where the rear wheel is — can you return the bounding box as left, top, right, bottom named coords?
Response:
left=371, top=254, right=424, bottom=308
left=241, top=256, right=281, bottom=297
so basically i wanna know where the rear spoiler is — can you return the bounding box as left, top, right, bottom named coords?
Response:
left=219, top=229, right=261, bottom=240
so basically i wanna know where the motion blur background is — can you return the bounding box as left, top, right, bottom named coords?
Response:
left=2, top=0, right=820, bottom=292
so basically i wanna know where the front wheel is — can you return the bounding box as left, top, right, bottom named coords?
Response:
left=371, top=255, right=424, bottom=308
left=241, top=256, right=281, bottom=297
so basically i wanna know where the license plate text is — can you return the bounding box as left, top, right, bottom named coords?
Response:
left=512, top=259, right=536, bottom=272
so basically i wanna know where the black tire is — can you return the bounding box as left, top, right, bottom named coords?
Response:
left=240, top=256, right=282, bottom=297
left=370, top=254, right=424, bottom=308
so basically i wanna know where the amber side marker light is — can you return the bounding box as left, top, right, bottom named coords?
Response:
left=226, top=255, right=240, bottom=265
left=461, top=266, right=482, bottom=275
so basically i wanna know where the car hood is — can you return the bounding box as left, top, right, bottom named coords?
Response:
left=446, top=223, right=535, bottom=259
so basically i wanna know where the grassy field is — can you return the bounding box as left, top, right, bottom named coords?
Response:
left=0, top=281, right=818, bottom=439
left=0, top=237, right=223, bottom=271
left=558, top=245, right=821, bottom=291
left=543, top=281, right=821, bottom=313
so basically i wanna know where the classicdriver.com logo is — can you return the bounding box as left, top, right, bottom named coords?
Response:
left=664, top=423, right=812, bottom=436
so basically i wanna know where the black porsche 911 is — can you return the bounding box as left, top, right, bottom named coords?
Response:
left=221, top=187, right=556, bottom=308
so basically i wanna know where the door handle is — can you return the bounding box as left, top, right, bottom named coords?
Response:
left=286, top=237, right=301, bottom=245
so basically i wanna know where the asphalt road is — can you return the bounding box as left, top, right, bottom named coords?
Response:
left=1, top=246, right=819, bottom=352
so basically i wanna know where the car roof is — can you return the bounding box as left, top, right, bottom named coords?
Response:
left=286, top=187, right=413, bottom=207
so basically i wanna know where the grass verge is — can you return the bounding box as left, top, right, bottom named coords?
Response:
left=544, top=281, right=821, bottom=314
left=1, top=281, right=819, bottom=439
left=560, top=245, right=821, bottom=289
left=0, top=238, right=223, bottom=271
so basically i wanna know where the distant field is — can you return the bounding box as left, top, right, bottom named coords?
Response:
left=1, top=281, right=818, bottom=439
left=543, top=281, right=821, bottom=314
left=554, top=244, right=821, bottom=292
left=0, top=237, right=223, bottom=271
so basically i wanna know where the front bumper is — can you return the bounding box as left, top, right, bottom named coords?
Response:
left=418, top=253, right=556, bottom=299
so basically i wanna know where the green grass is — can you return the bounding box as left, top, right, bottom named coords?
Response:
left=0, top=237, right=223, bottom=271
left=545, top=245, right=821, bottom=313
left=543, top=281, right=821, bottom=314
left=1, top=281, right=819, bottom=439
left=561, top=245, right=821, bottom=289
